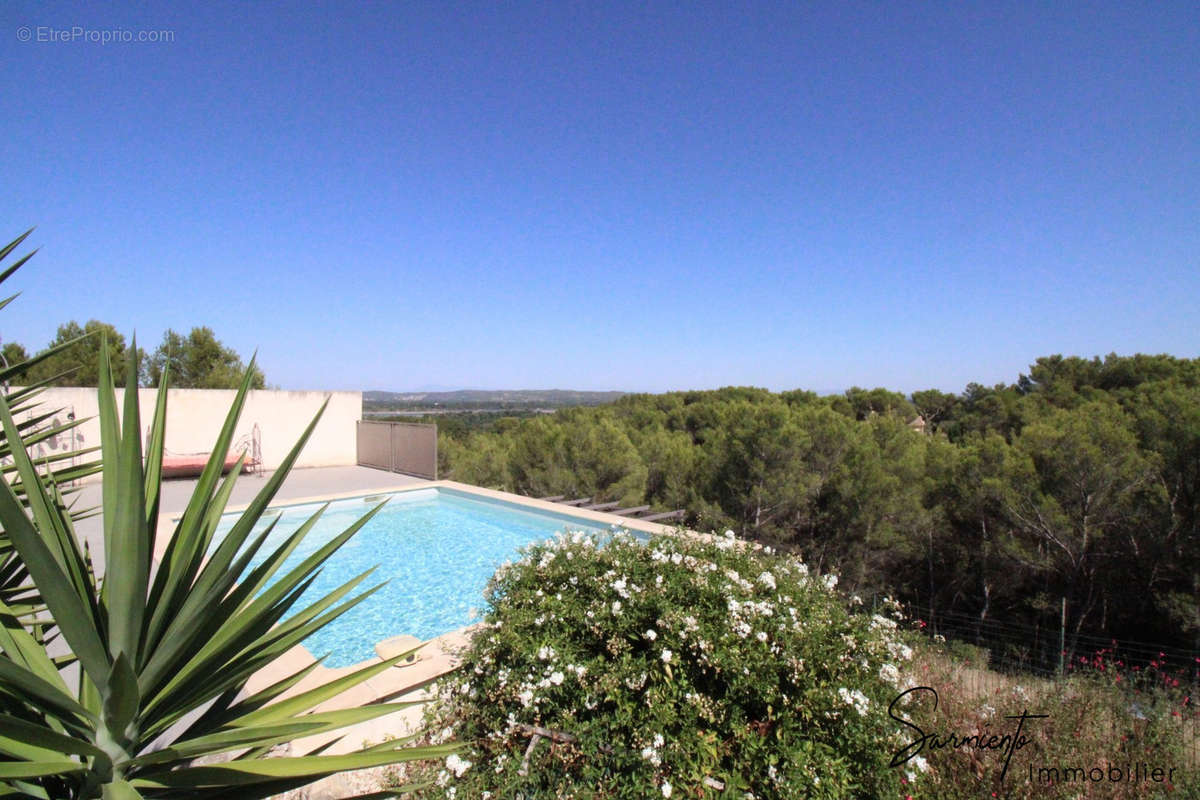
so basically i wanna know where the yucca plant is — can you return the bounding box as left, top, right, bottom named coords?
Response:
left=0, top=229, right=102, bottom=620
left=0, top=341, right=455, bottom=798
left=0, top=229, right=100, bottom=476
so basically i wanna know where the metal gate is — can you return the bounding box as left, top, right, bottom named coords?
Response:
left=356, top=420, right=437, bottom=480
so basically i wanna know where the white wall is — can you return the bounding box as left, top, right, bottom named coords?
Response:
left=11, top=387, right=361, bottom=479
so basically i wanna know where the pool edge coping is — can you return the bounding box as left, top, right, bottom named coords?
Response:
left=155, top=480, right=683, bottom=561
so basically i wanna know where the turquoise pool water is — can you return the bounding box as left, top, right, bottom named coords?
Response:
left=215, top=488, right=609, bottom=666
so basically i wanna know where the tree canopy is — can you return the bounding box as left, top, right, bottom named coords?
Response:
left=436, top=354, right=1200, bottom=668
left=18, top=320, right=140, bottom=387
left=4, top=322, right=265, bottom=389
left=145, top=327, right=264, bottom=389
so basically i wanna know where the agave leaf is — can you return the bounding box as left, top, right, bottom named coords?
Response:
left=96, top=335, right=121, bottom=592
left=0, top=760, right=87, bottom=779
left=0, top=401, right=95, bottom=599
left=0, top=600, right=68, bottom=690
left=0, top=334, right=92, bottom=387
left=0, top=409, right=107, bottom=693
left=141, top=453, right=246, bottom=652
left=185, top=658, right=324, bottom=733
left=142, top=364, right=262, bottom=656
left=0, top=228, right=34, bottom=267
left=139, top=572, right=376, bottom=738
left=0, top=415, right=93, bottom=458
left=232, top=647, right=424, bottom=727
left=0, top=658, right=95, bottom=726
left=142, top=375, right=168, bottom=532
left=133, top=705, right=420, bottom=770
left=141, top=402, right=328, bottom=687
left=101, top=654, right=139, bottom=747
left=98, top=341, right=151, bottom=664
left=131, top=744, right=459, bottom=788
left=0, top=717, right=107, bottom=760
left=100, top=780, right=143, bottom=800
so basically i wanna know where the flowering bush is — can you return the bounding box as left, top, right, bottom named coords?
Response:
left=413, top=530, right=917, bottom=799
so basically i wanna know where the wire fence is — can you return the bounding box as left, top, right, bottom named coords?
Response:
left=893, top=601, right=1199, bottom=779
left=900, top=602, right=1200, bottom=682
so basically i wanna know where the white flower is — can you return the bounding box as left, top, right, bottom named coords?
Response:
left=645, top=629, right=658, bottom=641
left=756, top=631, right=768, bottom=643
left=905, top=754, right=929, bottom=782
left=445, top=753, right=472, bottom=777
left=612, top=600, right=623, bottom=615
left=549, top=671, right=564, bottom=686
left=837, top=687, right=870, bottom=716
left=870, top=614, right=898, bottom=631
left=653, top=733, right=665, bottom=747
left=757, top=571, right=776, bottom=590
left=822, top=573, right=838, bottom=590
left=537, top=645, right=556, bottom=661
left=879, top=663, right=900, bottom=686
left=661, top=781, right=672, bottom=798
left=661, top=649, right=673, bottom=664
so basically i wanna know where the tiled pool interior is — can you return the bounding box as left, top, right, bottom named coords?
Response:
left=214, top=487, right=612, bottom=666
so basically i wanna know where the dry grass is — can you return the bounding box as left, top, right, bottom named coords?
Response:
left=899, top=642, right=1198, bottom=799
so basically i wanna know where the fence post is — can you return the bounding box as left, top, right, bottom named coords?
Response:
left=1058, top=597, right=1066, bottom=679
left=389, top=423, right=397, bottom=473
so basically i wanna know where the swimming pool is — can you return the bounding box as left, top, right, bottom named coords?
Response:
left=214, top=487, right=612, bottom=666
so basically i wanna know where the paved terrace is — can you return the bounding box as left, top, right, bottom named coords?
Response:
left=70, top=465, right=428, bottom=571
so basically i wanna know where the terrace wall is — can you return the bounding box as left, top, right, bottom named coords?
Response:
left=11, top=387, right=361, bottom=479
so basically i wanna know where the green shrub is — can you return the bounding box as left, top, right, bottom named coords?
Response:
left=414, top=529, right=918, bottom=799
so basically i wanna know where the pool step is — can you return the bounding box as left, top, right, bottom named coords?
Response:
left=374, top=634, right=423, bottom=665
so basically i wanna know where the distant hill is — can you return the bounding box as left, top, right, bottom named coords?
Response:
left=363, top=389, right=626, bottom=408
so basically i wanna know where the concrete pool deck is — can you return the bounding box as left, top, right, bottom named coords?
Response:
left=69, top=465, right=429, bottom=568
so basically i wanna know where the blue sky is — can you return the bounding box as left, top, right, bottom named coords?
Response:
left=3, top=2, right=1197, bottom=393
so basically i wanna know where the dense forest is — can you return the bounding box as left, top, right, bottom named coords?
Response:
left=438, top=354, right=1200, bottom=670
